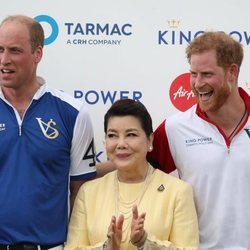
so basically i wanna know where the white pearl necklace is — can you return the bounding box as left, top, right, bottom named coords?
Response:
left=114, top=165, right=153, bottom=242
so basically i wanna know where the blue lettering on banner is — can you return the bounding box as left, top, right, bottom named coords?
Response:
left=158, top=30, right=250, bottom=45
left=65, top=23, right=132, bottom=36
left=158, top=30, right=204, bottom=45
left=229, top=31, right=250, bottom=45
left=67, top=39, right=122, bottom=45
left=32, top=16, right=132, bottom=45
left=96, top=151, right=105, bottom=162
left=74, top=90, right=142, bottom=104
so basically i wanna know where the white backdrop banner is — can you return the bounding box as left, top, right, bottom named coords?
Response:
left=2, top=0, right=250, bottom=162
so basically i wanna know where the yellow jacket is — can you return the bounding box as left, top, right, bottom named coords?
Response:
left=65, top=168, right=199, bottom=250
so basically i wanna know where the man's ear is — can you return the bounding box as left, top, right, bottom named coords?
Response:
left=228, top=63, right=239, bottom=81
left=34, top=46, right=43, bottom=63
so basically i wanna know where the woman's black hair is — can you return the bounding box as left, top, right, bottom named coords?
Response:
left=104, top=99, right=153, bottom=137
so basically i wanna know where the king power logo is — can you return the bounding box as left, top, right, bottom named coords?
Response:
left=36, top=118, right=59, bottom=139
left=169, top=73, right=196, bottom=112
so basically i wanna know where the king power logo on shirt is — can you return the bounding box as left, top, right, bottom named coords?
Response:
left=169, top=73, right=196, bottom=112
left=185, top=137, right=213, bottom=147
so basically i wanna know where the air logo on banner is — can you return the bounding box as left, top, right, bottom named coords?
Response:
left=169, top=73, right=196, bottom=112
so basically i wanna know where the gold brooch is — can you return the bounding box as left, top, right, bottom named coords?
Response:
left=157, top=184, right=165, bottom=192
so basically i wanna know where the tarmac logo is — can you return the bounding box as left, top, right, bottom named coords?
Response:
left=34, top=15, right=59, bottom=45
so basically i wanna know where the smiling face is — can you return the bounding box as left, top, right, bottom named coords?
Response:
left=0, top=20, right=42, bottom=90
left=105, top=115, right=153, bottom=173
left=190, top=50, right=234, bottom=113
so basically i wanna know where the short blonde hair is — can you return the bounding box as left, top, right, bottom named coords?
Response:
left=0, top=15, right=44, bottom=52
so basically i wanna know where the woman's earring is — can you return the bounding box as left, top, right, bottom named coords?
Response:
left=149, top=145, right=153, bottom=152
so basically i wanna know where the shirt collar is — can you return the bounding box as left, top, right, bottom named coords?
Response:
left=0, top=76, right=47, bottom=101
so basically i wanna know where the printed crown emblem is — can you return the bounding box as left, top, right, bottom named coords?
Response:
left=168, top=19, right=180, bottom=28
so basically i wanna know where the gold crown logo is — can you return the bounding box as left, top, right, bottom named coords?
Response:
left=168, top=19, right=180, bottom=28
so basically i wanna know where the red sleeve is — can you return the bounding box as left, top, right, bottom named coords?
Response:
left=147, top=120, right=176, bottom=173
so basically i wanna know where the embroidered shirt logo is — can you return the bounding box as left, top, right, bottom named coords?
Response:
left=36, top=118, right=59, bottom=139
left=0, top=123, right=6, bottom=131
left=185, top=137, right=213, bottom=147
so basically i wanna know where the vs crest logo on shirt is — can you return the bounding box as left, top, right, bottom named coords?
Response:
left=36, top=118, right=59, bottom=139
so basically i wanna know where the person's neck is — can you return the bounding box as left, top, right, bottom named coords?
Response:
left=2, top=80, right=40, bottom=118
left=206, top=99, right=246, bottom=138
left=117, top=163, right=151, bottom=183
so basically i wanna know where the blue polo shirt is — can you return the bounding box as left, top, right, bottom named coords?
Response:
left=0, top=78, right=96, bottom=244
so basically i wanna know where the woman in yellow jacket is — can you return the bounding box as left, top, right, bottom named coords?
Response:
left=65, top=99, right=199, bottom=250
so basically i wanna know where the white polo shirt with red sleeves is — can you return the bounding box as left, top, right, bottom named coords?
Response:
left=148, top=88, right=250, bottom=249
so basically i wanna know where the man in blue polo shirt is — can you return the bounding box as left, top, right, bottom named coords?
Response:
left=0, top=15, right=97, bottom=249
